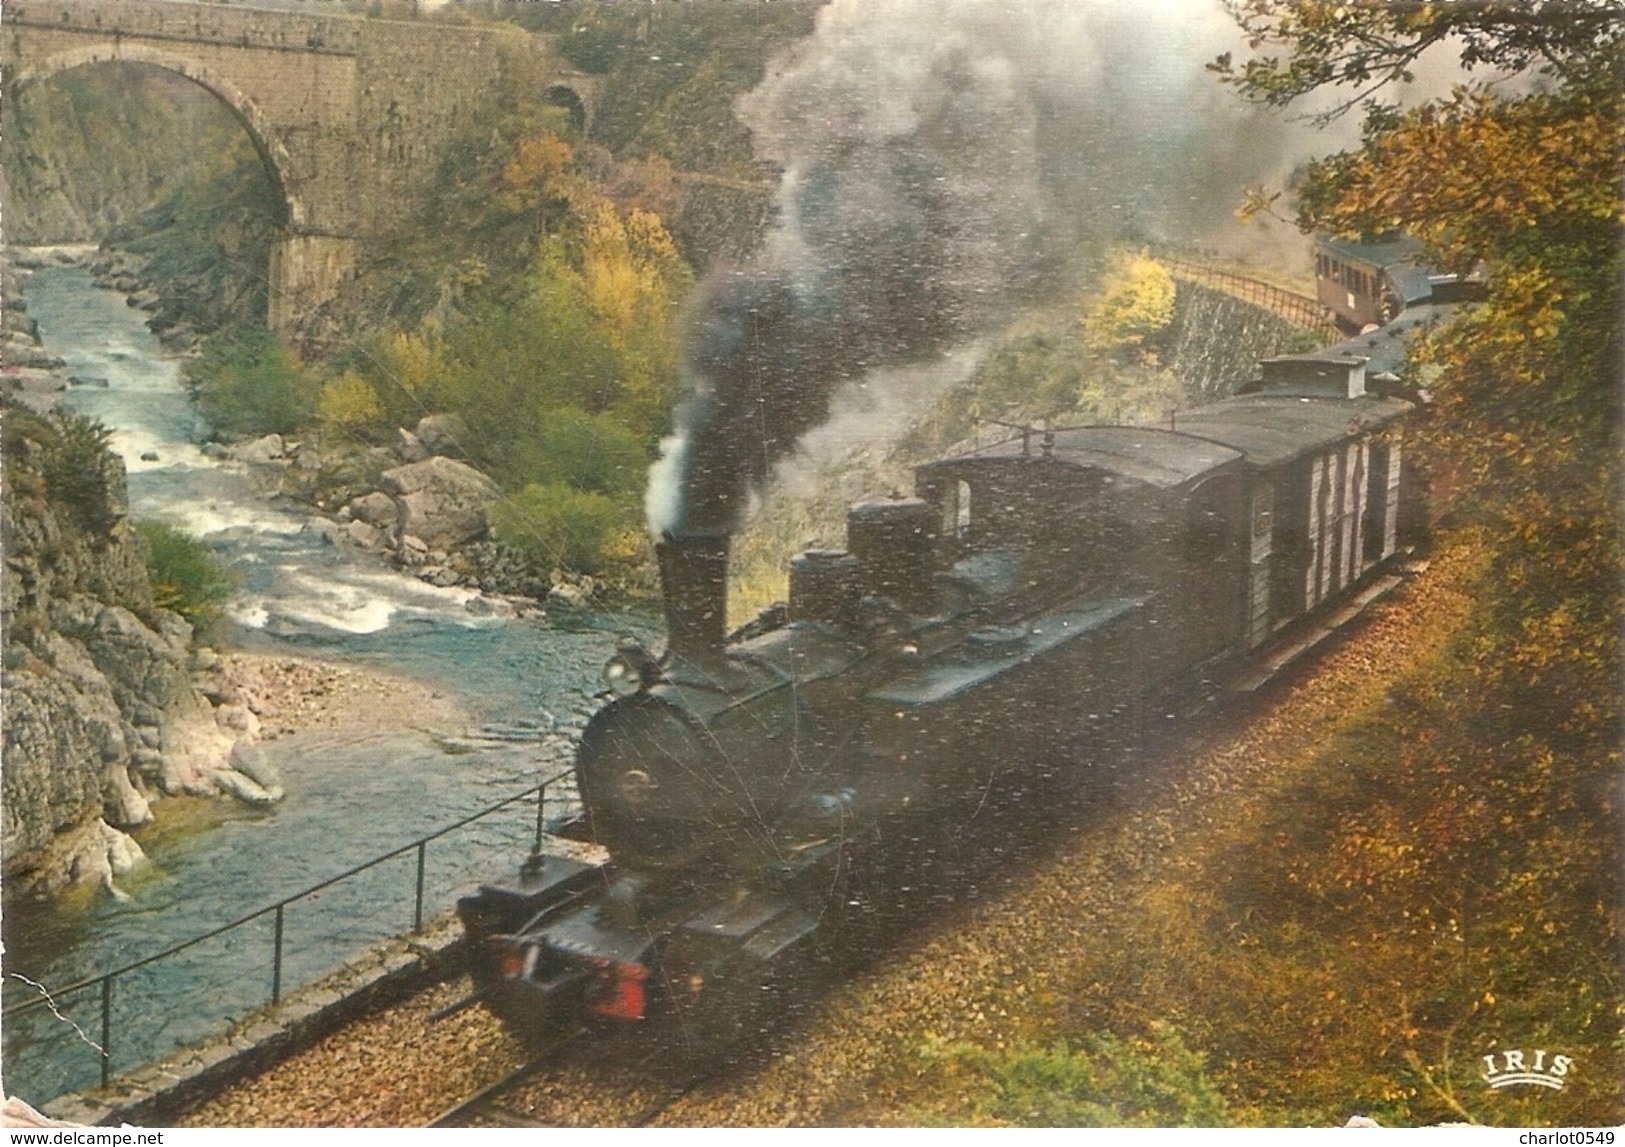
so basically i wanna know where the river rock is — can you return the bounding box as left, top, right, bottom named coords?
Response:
left=13, top=817, right=147, bottom=900
left=289, top=440, right=328, bottom=472
left=397, top=534, right=428, bottom=567
left=8, top=346, right=66, bottom=370
left=4, top=307, right=39, bottom=337
left=344, top=519, right=386, bottom=549
left=414, top=413, right=466, bottom=457
left=347, top=491, right=400, bottom=531
left=214, top=702, right=261, bottom=739
left=465, top=594, right=516, bottom=619
left=211, top=767, right=278, bottom=807
left=104, top=765, right=154, bottom=828
left=379, top=456, right=498, bottom=551
left=229, top=738, right=283, bottom=798
left=548, top=582, right=588, bottom=607
left=154, top=705, right=239, bottom=797
left=156, top=322, right=196, bottom=351
left=233, top=434, right=286, bottom=464
left=304, top=517, right=344, bottom=546
left=394, top=428, right=430, bottom=463
left=71, top=820, right=146, bottom=888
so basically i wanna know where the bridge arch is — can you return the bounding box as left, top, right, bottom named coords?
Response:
left=541, top=84, right=588, bottom=135
left=13, top=42, right=305, bottom=228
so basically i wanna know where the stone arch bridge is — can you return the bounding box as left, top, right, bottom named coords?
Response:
left=2, top=0, right=598, bottom=333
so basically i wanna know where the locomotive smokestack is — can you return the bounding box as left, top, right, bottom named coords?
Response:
left=656, top=534, right=730, bottom=670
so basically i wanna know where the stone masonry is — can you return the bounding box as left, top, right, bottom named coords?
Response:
left=2, top=0, right=599, bottom=333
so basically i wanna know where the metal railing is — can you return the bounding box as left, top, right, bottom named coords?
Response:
left=2, top=769, right=574, bottom=1092
left=1155, top=254, right=1342, bottom=343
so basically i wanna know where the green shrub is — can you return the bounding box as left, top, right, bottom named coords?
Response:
left=532, top=407, right=649, bottom=497
left=186, top=326, right=320, bottom=437
left=36, top=411, right=119, bottom=534
left=919, top=1027, right=1232, bottom=1127
left=489, top=481, right=632, bottom=574
left=135, top=521, right=236, bottom=626
left=316, top=370, right=389, bottom=441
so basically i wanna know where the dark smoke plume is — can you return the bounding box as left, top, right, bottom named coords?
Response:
left=650, top=0, right=1051, bottom=538
left=646, top=0, right=1462, bottom=539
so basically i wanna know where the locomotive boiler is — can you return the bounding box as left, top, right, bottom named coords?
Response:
left=456, top=344, right=1426, bottom=1047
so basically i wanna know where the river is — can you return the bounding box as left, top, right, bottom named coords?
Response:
left=2, top=262, right=656, bottom=1106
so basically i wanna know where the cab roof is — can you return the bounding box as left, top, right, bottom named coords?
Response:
left=921, top=426, right=1242, bottom=491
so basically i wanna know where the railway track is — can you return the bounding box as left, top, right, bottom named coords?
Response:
left=428, top=1039, right=577, bottom=1128
left=426, top=1027, right=735, bottom=1128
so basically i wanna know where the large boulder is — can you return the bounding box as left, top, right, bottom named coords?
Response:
left=393, top=428, right=430, bottom=464
left=347, top=491, right=400, bottom=531
left=344, top=520, right=386, bottom=550
left=232, top=434, right=286, bottom=464
left=379, top=456, right=499, bottom=551
left=414, top=413, right=467, bottom=457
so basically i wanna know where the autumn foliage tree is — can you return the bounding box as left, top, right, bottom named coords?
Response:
left=1082, top=251, right=1178, bottom=356
left=345, top=128, right=692, bottom=578
left=1206, top=0, right=1623, bottom=1125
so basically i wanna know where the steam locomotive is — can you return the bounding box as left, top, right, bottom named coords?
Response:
left=455, top=333, right=1433, bottom=1050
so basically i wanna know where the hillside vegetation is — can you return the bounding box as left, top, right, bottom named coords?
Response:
left=903, top=0, right=1624, bottom=1126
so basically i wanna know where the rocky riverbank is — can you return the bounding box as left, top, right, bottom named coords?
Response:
left=2, top=248, right=80, bottom=410
left=1, top=249, right=477, bottom=899
left=31, top=242, right=610, bottom=611
left=81, top=247, right=205, bottom=356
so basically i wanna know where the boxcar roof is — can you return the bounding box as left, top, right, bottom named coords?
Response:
left=1322, top=304, right=1458, bottom=376
left=1170, top=393, right=1412, bottom=467
left=923, top=426, right=1243, bottom=490
left=1317, top=234, right=1421, bottom=268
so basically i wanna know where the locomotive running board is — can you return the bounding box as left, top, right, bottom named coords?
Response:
left=1228, top=573, right=1406, bottom=694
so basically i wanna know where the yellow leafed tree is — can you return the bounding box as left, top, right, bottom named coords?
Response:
left=1083, top=252, right=1177, bottom=354
left=316, top=370, right=385, bottom=435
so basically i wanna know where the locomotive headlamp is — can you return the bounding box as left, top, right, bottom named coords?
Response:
left=603, top=657, right=641, bottom=696
left=603, top=639, right=658, bottom=695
